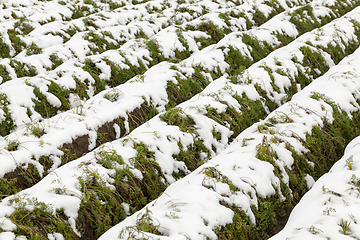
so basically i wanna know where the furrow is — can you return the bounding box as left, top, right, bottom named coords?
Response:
left=96, top=42, right=360, bottom=240
left=1, top=6, right=360, bottom=239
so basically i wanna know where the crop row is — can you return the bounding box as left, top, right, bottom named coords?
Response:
left=1, top=5, right=360, bottom=239
left=0, top=0, right=358, bottom=177
left=0, top=0, right=289, bottom=80
left=97, top=43, right=360, bottom=240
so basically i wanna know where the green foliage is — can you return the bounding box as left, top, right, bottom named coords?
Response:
left=134, top=208, right=161, bottom=234
left=75, top=143, right=167, bottom=238
left=0, top=93, right=15, bottom=136
left=216, top=91, right=360, bottom=238
left=95, top=149, right=124, bottom=169
left=76, top=170, right=126, bottom=238
left=83, top=58, right=107, bottom=94
left=166, top=67, right=210, bottom=109
left=0, top=64, right=11, bottom=83
left=201, top=166, right=238, bottom=192
left=298, top=93, right=360, bottom=180
left=33, top=81, right=71, bottom=118
left=46, top=80, right=71, bottom=109
left=300, top=46, right=329, bottom=77
left=160, top=107, right=196, bottom=133
left=206, top=93, right=267, bottom=140
left=252, top=7, right=269, bottom=26
left=119, top=208, right=161, bottom=238
left=224, top=45, right=252, bottom=76
left=83, top=17, right=98, bottom=29
left=71, top=4, right=91, bottom=19
left=102, top=56, right=147, bottom=88
left=84, top=31, right=119, bottom=54
left=172, top=140, right=209, bottom=179
left=49, top=53, right=64, bottom=69
left=0, top=37, right=10, bottom=58
left=100, top=0, right=124, bottom=10
left=24, top=121, right=45, bottom=138
left=331, top=0, right=360, bottom=16
left=275, top=33, right=294, bottom=46
left=339, top=219, right=351, bottom=235
left=9, top=196, right=77, bottom=239
left=196, top=21, right=226, bottom=43
left=6, top=139, right=20, bottom=151
left=172, top=28, right=192, bottom=61
left=10, top=60, right=37, bottom=78
left=289, top=5, right=323, bottom=33
left=146, top=39, right=166, bottom=64
left=215, top=205, right=252, bottom=239
left=0, top=177, right=19, bottom=200
left=7, top=29, right=26, bottom=54
left=242, top=34, right=273, bottom=62
left=13, top=18, right=34, bottom=35
left=132, top=142, right=167, bottom=200
left=26, top=42, right=42, bottom=56
left=321, top=38, right=359, bottom=64
left=71, top=76, right=90, bottom=100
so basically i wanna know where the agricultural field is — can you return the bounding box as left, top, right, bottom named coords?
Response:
left=1, top=0, right=360, bottom=239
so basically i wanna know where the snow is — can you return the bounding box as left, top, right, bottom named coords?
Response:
left=270, top=136, right=360, bottom=239
left=1, top=0, right=360, bottom=239
left=97, top=25, right=360, bottom=240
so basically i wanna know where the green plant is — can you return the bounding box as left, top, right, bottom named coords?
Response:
left=146, top=39, right=166, bottom=64
left=345, top=156, right=354, bottom=170
left=166, top=66, right=210, bottom=109
left=309, top=225, right=322, bottom=234
left=83, top=58, right=107, bottom=94
left=76, top=169, right=126, bottom=238
left=7, top=29, right=26, bottom=54
left=339, top=219, right=351, bottom=235
left=0, top=178, right=20, bottom=200
left=32, top=81, right=71, bottom=118
left=0, top=37, right=10, bottom=58
left=0, top=93, right=15, bottom=136
left=224, top=45, right=252, bottom=76
left=104, top=88, right=123, bottom=102
left=26, top=42, right=42, bottom=55
left=9, top=60, right=37, bottom=77
left=205, top=92, right=268, bottom=140
left=84, top=31, right=119, bottom=54
left=95, top=149, right=124, bottom=169
left=49, top=53, right=64, bottom=69
left=9, top=196, right=77, bottom=239
left=24, top=121, right=46, bottom=138
left=6, top=139, right=20, bottom=151
left=159, top=107, right=196, bottom=133
left=102, top=57, right=147, bottom=88
left=119, top=208, right=161, bottom=239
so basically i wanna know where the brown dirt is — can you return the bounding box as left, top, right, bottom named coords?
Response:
left=127, top=104, right=157, bottom=130
left=269, top=205, right=293, bottom=236
left=59, top=118, right=126, bottom=164
left=61, top=134, right=91, bottom=159
left=3, top=164, right=41, bottom=190
left=38, top=156, right=54, bottom=172
left=95, top=119, right=122, bottom=147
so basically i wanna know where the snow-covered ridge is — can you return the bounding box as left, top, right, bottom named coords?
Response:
left=1, top=0, right=360, bottom=239
left=0, top=1, right=359, bottom=185
left=97, top=42, right=360, bottom=240
left=269, top=136, right=360, bottom=239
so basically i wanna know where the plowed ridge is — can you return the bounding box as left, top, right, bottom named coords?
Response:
left=0, top=0, right=360, bottom=239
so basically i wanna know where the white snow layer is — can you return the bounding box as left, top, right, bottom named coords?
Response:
left=1, top=0, right=360, bottom=239
left=97, top=39, right=360, bottom=240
